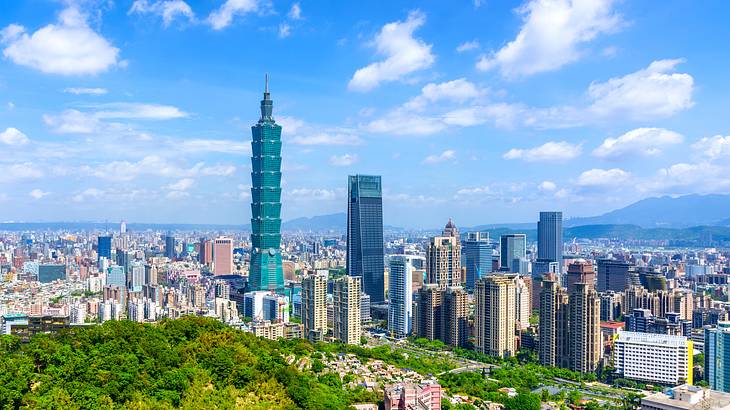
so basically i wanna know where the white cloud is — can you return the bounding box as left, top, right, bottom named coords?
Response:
left=287, top=188, right=338, bottom=201
left=29, top=189, right=49, bottom=200
left=86, top=155, right=235, bottom=181
left=278, top=23, right=291, bottom=38
left=7, top=102, right=15, bottom=110
left=129, top=0, right=195, bottom=27
left=288, top=3, right=302, bottom=20
left=348, top=10, right=435, bottom=92
left=577, top=168, right=630, bottom=186
left=207, top=0, right=260, bottom=30
left=179, top=139, right=249, bottom=154
left=200, top=164, right=236, bottom=176
left=593, top=127, right=683, bottom=159
left=94, top=103, right=188, bottom=120
left=72, top=188, right=104, bottom=202
left=587, top=59, right=694, bottom=120
left=404, top=78, right=482, bottom=111
left=63, top=87, right=108, bottom=95
left=456, top=40, right=480, bottom=53
left=503, top=141, right=581, bottom=162
left=0, top=163, right=44, bottom=183
left=289, top=132, right=362, bottom=146
left=1, top=7, right=120, bottom=75
left=423, top=150, right=456, bottom=164
left=329, top=154, right=359, bottom=167
left=639, top=163, right=730, bottom=195
left=477, top=0, right=622, bottom=77
left=538, top=180, right=557, bottom=191
left=166, top=178, right=194, bottom=191
left=692, top=135, right=730, bottom=160
left=166, top=190, right=190, bottom=200
left=43, top=110, right=100, bottom=134
left=366, top=112, right=446, bottom=136
left=0, top=127, right=30, bottom=145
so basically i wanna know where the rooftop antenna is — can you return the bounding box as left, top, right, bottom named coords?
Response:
left=265, top=73, right=269, bottom=94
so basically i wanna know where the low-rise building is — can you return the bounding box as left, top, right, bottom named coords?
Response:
left=641, top=385, right=730, bottom=410
left=613, top=331, right=693, bottom=386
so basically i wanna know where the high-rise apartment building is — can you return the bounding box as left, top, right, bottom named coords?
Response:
left=597, top=259, right=632, bottom=292
left=463, top=231, right=492, bottom=290
left=249, top=78, right=284, bottom=293
left=333, top=275, right=362, bottom=345
left=539, top=279, right=569, bottom=367
left=475, top=275, right=517, bottom=358
left=568, top=282, right=602, bottom=373
left=302, top=271, right=328, bottom=342
left=213, top=237, right=234, bottom=276
left=427, top=222, right=462, bottom=289
left=416, top=285, right=468, bottom=348
left=347, top=174, right=384, bottom=303
left=499, top=234, right=526, bottom=272
left=515, top=275, right=532, bottom=329
left=388, top=255, right=414, bottom=338
left=705, top=322, right=730, bottom=393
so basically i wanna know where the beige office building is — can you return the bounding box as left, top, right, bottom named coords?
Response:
left=475, top=275, right=516, bottom=357
left=333, top=275, right=362, bottom=345
left=302, top=271, right=328, bottom=342
left=213, top=237, right=234, bottom=276
left=416, top=284, right=468, bottom=348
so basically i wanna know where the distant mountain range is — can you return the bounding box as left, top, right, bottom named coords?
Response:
left=565, top=194, right=730, bottom=228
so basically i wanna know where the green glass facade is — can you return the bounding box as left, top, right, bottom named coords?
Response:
left=249, top=82, right=284, bottom=292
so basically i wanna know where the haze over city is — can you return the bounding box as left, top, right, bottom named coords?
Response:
left=1, top=1, right=729, bottom=227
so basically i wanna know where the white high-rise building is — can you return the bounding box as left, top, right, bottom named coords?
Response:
left=515, top=275, right=532, bottom=330
left=613, top=331, right=693, bottom=386
left=388, top=255, right=414, bottom=338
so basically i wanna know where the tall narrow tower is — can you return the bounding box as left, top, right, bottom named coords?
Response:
left=249, top=75, right=284, bottom=292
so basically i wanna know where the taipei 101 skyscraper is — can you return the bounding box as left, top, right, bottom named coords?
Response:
left=249, top=75, right=284, bottom=292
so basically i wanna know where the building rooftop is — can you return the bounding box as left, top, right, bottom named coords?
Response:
left=617, top=331, right=688, bottom=347
left=642, top=385, right=730, bottom=410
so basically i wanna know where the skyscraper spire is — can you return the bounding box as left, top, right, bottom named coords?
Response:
left=260, top=73, right=273, bottom=123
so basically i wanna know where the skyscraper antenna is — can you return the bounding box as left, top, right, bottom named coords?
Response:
left=265, top=73, right=269, bottom=94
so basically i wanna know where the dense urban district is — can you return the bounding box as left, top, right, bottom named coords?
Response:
left=1, top=90, right=730, bottom=410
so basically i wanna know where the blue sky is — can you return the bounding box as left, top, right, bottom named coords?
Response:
left=0, top=0, right=729, bottom=228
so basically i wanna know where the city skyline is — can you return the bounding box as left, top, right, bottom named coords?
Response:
left=1, top=1, right=730, bottom=228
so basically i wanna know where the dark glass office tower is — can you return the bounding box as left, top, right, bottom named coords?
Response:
left=97, top=236, right=112, bottom=261
left=347, top=175, right=384, bottom=303
left=249, top=76, right=284, bottom=292
left=463, top=231, right=492, bottom=290
left=537, top=211, right=563, bottom=264
left=164, top=235, right=176, bottom=259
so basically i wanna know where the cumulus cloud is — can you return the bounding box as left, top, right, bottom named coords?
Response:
left=539, top=180, right=557, bottom=191
left=348, top=10, right=434, bottom=92
left=43, top=103, right=187, bottom=133
left=477, top=0, right=622, bottom=77
left=0, top=163, right=44, bottom=183
left=29, top=189, right=49, bottom=200
left=692, top=135, right=730, bottom=160
left=278, top=23, right=291, bottom=38
left=207, top=0, right=260, bottom=30
left=593, top=127, right=683, bottom=159
left=364, top=78, right=484, bottom=136
left=423, top=150, right=456, bottom=164
left=72, top=188, right=104, bottom=202
left=129, top=0, right=195, bottom=27
left=503, top=141, right=581, bottom=162
left=329, top=154, right=359, bottom=167
left=43, top=110, right=100, bottom=134
left=63, top=87, right=108, bottom=95
left=456, top=40, right=480, bottom=53
left=587, top=59, right=694, bottom=119
left=0, top=127, right=30, bottom=145
left=0, top=7, right=120, bottom=75
left=577, top=168, right=630, bottom=186
left=166, top=178, right=194, bottom=191
left=178, top=139, right=250, bottom=154
left=278, top=116, right=362, bottom=145
left=638, top=163, right=730, bottom=196
left=286, top=188, right=339, bottom=201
